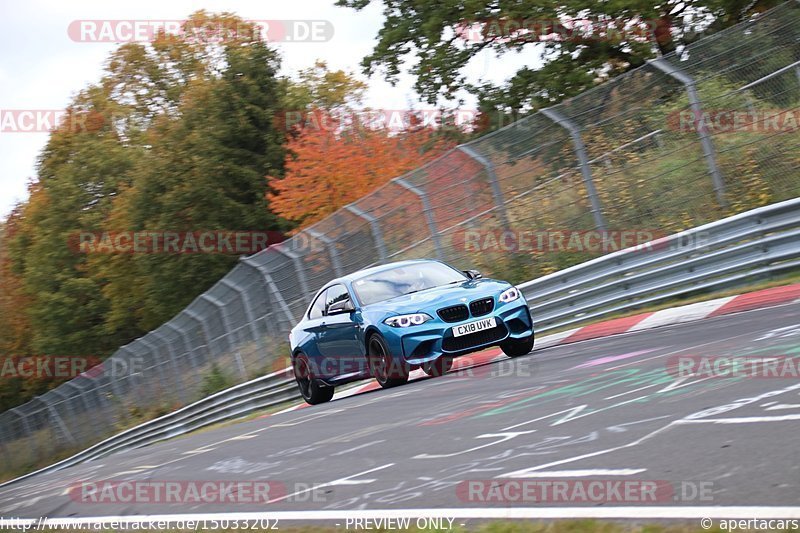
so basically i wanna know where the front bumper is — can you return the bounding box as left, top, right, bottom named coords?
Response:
left=381, top=300, right=533, bottom=366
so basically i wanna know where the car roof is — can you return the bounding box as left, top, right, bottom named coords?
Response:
left=334, top=258, right=442, bottom=285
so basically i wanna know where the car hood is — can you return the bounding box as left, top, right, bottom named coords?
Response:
left=362, top=278, right=512, bottom=315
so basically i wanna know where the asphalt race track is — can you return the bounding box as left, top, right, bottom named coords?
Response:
left=2, top=302, right=800, bottom=522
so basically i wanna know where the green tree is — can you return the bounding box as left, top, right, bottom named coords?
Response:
left=2, top=11, right=288, bottom=379
left=95, top=17, right=287, bottom=333
left=337, top=0, right=784, bottom=122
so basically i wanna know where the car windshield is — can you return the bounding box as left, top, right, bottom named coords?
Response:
left=352, top=262, right=467, bottom=306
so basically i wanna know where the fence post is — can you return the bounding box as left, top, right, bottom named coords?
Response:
left=184, top=309, right=215, bottom=368
left=118, top=345, right=149, bottom=409
left=45, top=389, right=76, bottom=446
left=306, top=229, right=343, bottom=277
left=457, top=145, right=511, bottom=232
left=393, top=177, right=444, bottom=260
left=220, top=278, right=262, bottom=343
left=220, top=277, right=270, bottom=373
left=69, top=381, right=102, bottom=440
left=272, top=245, right=311, bottom=304
left=9, top=407, right=34, bottom=457
left=104, top=353, right=125, bottom=400
left=0, top=414, right=12, bottom=472
left=540, top=106, right=607, bottom=232
left=167, top=322, right=200, bottom=371
left=650, top=57, right=727, bottom=207
left=137, top=336, right=172, bottom=395
left=344, top=204, right=388, bottom=263
left=152, top=329, right=188, bottom=405
left=200, top=294, right=248, bottom=380
left=240, top=257, right=296, bottom=333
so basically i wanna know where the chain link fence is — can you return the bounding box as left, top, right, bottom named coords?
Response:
left=2, top=1, right=800, bottom=478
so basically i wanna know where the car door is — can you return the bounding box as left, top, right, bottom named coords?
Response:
left=318, top=284, right=363, bottom=377
left=299, top=288, right=328, bottom=375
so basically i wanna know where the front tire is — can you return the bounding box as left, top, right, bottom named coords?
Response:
left=367, top=334, right=409, bottom=388
left=293, top=353, right=334, bottom=405
left=501, top=334, right=534, bottom=358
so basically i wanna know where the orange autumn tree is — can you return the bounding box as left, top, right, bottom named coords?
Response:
left=268, top=110, right=454, bottom=227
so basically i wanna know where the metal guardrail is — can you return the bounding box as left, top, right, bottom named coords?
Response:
left=0, top=368, right=298, bottom=488
left=4, top=198, right=799, bottom=487
left=520, top=197, right=800, bottom=333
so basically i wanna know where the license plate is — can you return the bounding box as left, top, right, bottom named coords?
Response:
left=452, top=317, right=496, bottom=337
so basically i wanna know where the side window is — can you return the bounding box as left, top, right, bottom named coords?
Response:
left=308, top=289, right=327, bottom=319
left=324, top=284, right=351, bottom=314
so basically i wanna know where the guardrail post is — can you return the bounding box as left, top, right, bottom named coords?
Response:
left=306, top=229, right=343, bottom=277
left=240, top=257, right=296, bottom=333
left=344, top=204, right=388, bottom=262
left=393, top=177, right=444, bottom=260
left=650, top=57, right=726, bottom=207
left=200, top=294, right=248, bottom=379
left=457, top=145, right=511, bottom=232
left=540, top=106, right=607, bottom=233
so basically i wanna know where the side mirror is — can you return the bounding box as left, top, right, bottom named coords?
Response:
left=327, top=299, right=355, bottom=315
left=464, top=269, right=483, bottom=280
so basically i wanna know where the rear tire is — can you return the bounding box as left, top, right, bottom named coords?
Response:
left=422, top=356, right=453, bottom=377
left=293, top=353, right=334, bottom=405
left=501, top=334, right=534, bottom=358
left=367, top=334, right=409, bottom=388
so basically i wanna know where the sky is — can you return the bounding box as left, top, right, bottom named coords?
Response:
left=0, top=0, right=539, bottom=219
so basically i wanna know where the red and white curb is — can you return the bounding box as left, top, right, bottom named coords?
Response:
left=534, top=282, right=800, bottom=349
left=270, top=283, right=800, bottom=416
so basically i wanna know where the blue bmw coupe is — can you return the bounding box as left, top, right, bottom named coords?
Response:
left=289, top=259, right=534, bottom=404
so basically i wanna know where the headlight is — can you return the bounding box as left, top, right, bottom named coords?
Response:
left=499, top=286, right=520, bottom=303
left=384, top=313, right=433, bottom=328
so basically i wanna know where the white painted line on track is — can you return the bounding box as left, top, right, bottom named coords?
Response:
left=676, top=414, right=800, bottom=424
left=505, top=469, right=647, bottom=477
left=267, top=463, right=395, bottom=505
left=765, top=403, right=800, bottom=410
left=181, top=447, right=216, bottom=455
left=13, top=506, right=800, bottom=525
left=331, top=440, right=385, bottom=456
